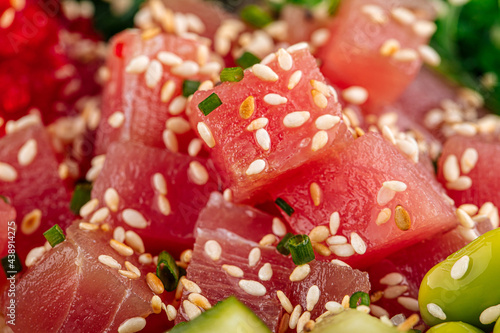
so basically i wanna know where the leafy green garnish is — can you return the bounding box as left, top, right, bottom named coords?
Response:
left=70, top=182, right=92, bottom=215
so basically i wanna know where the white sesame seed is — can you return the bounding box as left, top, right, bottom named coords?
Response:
left=380, top=39, right=401, bottom=56
left=122, top=209, right=148, bottom=229
left=450, top=255, right=470, bottom=280
left=259, top=234, right=277, bottom=247
left=252, top=64, right=279, bottom=82
left=461, top=148, right=478, bottom=174
left=108, top=111, right=125, bottom=128
left=197, top=122, right=216, bottom=148
left=382, top=126, right=396, bottom=145
left=90, top=207, right=110, bottom=224
left=125, top=230, right=145, bottom=254
left=287, top=42, right=309, bottom=53
left=79, top=222, right=99, bottom=231
left=160, top=80, right=176, bottom=103
left=247, top=118, right=269, bottom=131
left=376, top=208, right=392, bottom=225
left=311, top=131, right=328, bottom=151
left=309, top=226, right=329, bottom=243
left=156, top=194, right=171, bottom=216
left=157, top=51, right=183, bottom=66
left=312, top=90, right=328, bottom=109
left=276, top=291, right=293, bottom=313
left=187, top=138, right=203, bottom=157
left=315, top=115, right=340, bottom=130
left=239, top=280, right=266, bottom=296
left=263, top=93, right=288, bottom=106
left=17, top=139, right=37, bottom=166
left=330, top=244, right=355, bottom=257
left=397, top=297, right=419, bottom=312
left=198, top=80, right=214, bottom=91
left=124, top=261, right=141, bottom=277
left=222, top=188, right=233, bottom=202
left=181, top=277, right=202, bottom=293
left=222, top=264, right=244, bottom=278
left=272, top=217, right=287, bottom=237
left=452, top=123, right=478, bottom=137
left=249, top=247, right=261, bottom=267
left=0, top=8, right=15, bottom=29
left=258, top=263, right=273, bottom=281
left=418, top=45, right=441, bottom=67
left=427, top=303, right=446, bottom=320
left=183, top=300, right=202, bottom=320
left=392, top=49, right=419, bottom=62
left=188, top=161, right=209, bottom=185
left=342, top=86, right=368, bottom=105
left=168, top=96, right=187, bottom=115
left=311, top=28, right=330, bottom=47
left=125, top=55, right=150, bottom=74
left=383, top=180, right=407, bottom=192
left=104, top=188, right=120, bottom=212
left=479, top=202, right=495, bottom=217
left=289, top=264, right=311, bottom=282
left=80, top=198, right=98, bottom=217
left=446, top=176, right=472, bottom=191
left=199, top=62, right=222, bottom=76
left=306, top=285, right=320, bottom=311
left=326, top=235, right=347, bottom=245
left=390, top=7, right=415, bottom=25
left=246, top=159, right=266, bottom=176
left=86, top=164, right=103, bottom=182
left=204, top=240, right=222, bottom=261
left=152, top=173, right=167, bottom=195
left=255, top=129, right=271, bottom=151
left=162, top=129, right=178, bottom=152
left=377, top=186, right=396, bottom=206
left=456, top=208, right=475, bottom=229
left=283, top=111, right=310, bottom=128
left=361, top=4, right=387, bottom=24
left=289, top=305, right=302, bottom=329
left=459, top=204, right=478, bottom=216
left=288, top=70, right=302, bottom=90
left=297, top=311, right=311, bottom=333
left=380, top=272, right=404, bottom=286
left=171, top=61, right=199, bottom=77
left=166, top=117, right=191, bottom=134
left=479, top=304, right=500, bottom=325
left=260, top=52, right=276, bottom=65
left=324, top=302, right=344, bottom=315
left=384, top=285, right=408, bottom=299
left=25, top=246, right=46, bottom=267
left=166, top=304, right=177, bottom=321
left=329, top=212, right=340, bottom=235
left=413, top=20, right=437, bottom=38
left=118, top=317, right=146, bottom=333
left=0, top=162, right=18, bottom=182
left=350, top=232, right=367, bottom=255
left=145, top=60, right=163, bottom=88
left=277, top=48, right=293, bottom=71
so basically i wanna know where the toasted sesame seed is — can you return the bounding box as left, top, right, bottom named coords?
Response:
left=311, top=28, right=330, bottom=47
left=239, top=279, right=266, bottom=296
left=287, top=42, right=309, bottom=53
left=312, top=242, right=332, bottom=256
left=187, top=138, right=203, bottom=157
left=17, top=139, right=37, bottom=166
left=479, top=304, right=500, bottom=325
left=118, top=317, right=146, bottom=333
left=188, top=161, right=209, bottom=185
left=149, top=294, right=162, bottom=314
left=259, top=234, right=277, bottom=247
left=315, top=115, right=340, bottom=130
left=169, top=96, right=187, bottom=115
left=450, top=255, right=470, bottom=280
left=0, top=162, right=17, bottom=182
left=309, top=225, right=329, bottom=243
left=165, top=304, right=177, bottom=321
left=459, top=204, right=479, bottom=216
left=222, top=264, right=244, bottom=278
left=255, top=128, right=271, bottom=151
left=171, top=61, right=199, bottom=77
left=397, top=297, right=419, bottom=312
left=145, top=60, right=163, bottom=89
left=350, top=232, right=367, bottom=255
left=272, top=217, right=287, bottom=237
left=325, top=301, right=344, bottom=314
left=108, top=111, right=125, bottom=128
left=197, top=122, right=216, bottom=148
left=79, top=222, right=99, bottom=231
left=330, top=243, right=355, bottom=257
left=376, top=208, right=392, bottom=225
left=157, top=194, right=172, bottom=216
left=456, top=208, right=475, bottom=229
left=146, top=272, right=165, bottom=294
left=283, top=111, right=310, bottom=128
left=196, top=44, right=209, bottom=66
left=181, top=277, right=202, bottom=294
left=391, top=7, right=415, bottom=25
left=204, top=239, right=222, bottom=261
left=160, top=80, right=176, bottom=103
left=20, top=209, right=42, bottom=235
left=258, top=263, right=273, bottom=281
left=311, top=90, right=328, bottom=109
left=0, top=7, right=15, bottom=29
left=361, top=4, right=387, bottom=24
left=157, top=51, right=183, bottom=66
left=309, top=182, right=322, bottom=207
left=247, top=118, right=269, bottom=131
left=290, top=264, right=311, bottom=282
left=152, top=173, right=167, bottom=195
left=110, top=239, right=134, bottom=257
left=252, top=64, right=279, bottom=82
left=86, top=164, right=103, bottom=182
left=80, top=198, right=98, bottom=217
left=297, top=311, right=311, bottom=333
left=198, top=80, right=214, bottom=91
left=306, top=285, right=320, bottom=311
left=166, top=117, right=191, bottom=134
left=384, top=180, right=407, bottom=192
left=329, top=212, right=340, bottom=235
left=326, top=235, right=347, bottom=245
left=277, top=291, right=293, bottom=313
left=397, top=313, right=419, bottom=331
left=394, top=205, right=411, bottom=231
left=311, top=131, right=328, bottom=151
left=125, top=55, right=150, bottom=74
left=377, top=186, right=396, bottom=206
left=380, top=272, right=404, bottom=286
left=124, top=230, right=145, bottom=254
left=342, top=86, right=368, bottom=105
left=461, top=148, right=478, bottom=174
left=263, top=93, right=288, bottom=106
left=104, top=188, right=120, bottom=212
left=121, top=209, right=148, bottom=229
left=90, top=207, right=110, bottom=224
left=183, top=300, right=202, bottom=320
left=188, top=293, right=211, bottom=310
left=380, top=39, right=401, bottom=56
left=288, top=70, right=302, bottom=90
left=392, top=49, right=419, bottom=62
left=289, top=305, right=302, bottom=329
left=246, top=159, right=266, bottom=176
left=446, top=176, right=472, bottom=191
left=357, top=305, right=371, bottom=314
left=222, top=188, right=233, bottom=202
left=452, top=123, right=477, bottom=137
left=236, top=96, right=255, bottom=120
left=118, top=269, right=139, bottom=280
left=98, top=254, right=121, bottom=269
left=418, top=45, right=441, bottom=67
left=25, top=246, right=46, bottom=267
left=427, top=303, right=446, bottom=320
left=125, top=261, right=141, bottom=277
left=413, top=20, right=437, bottom=38
left=479, top=202, right=495, bottom=217
left=384, top=285, right=408, bottom=299
left=248, top=247, right=261, bottom=267
left=277, top=48, right=293, bottom=71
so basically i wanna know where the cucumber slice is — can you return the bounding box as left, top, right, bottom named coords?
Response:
left=312, top=309, right=404, bottom=333
left=169, top=296, right=271, bottom=333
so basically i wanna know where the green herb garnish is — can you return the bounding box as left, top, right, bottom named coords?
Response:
left=220, top=67, right=244, bottom=82
left=277, top=232, right=294, bottom=256
left=43, top=224, right=66, bottom=247
left=349, top=291, right=370, bottom=308
left=70, top=182, right=92, bottom=215
left=182, top=80, right=201, bottom=97
left=236, top=52, right=261, bottom=69
left=288, top=234, right=315, bottom=265
left=275, top=197, right=294, bottom=216
left=156, top=251, right=181, bottom=292
left=240, top=5, right=273, bottom=28
left=198, top=93, right=223, bottom=116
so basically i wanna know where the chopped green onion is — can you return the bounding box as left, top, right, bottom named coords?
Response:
left=1, top=253, right=22, bottom=276
left=220, top=67, right=244, bottom=82
left=288, top=234, right=315, bottom=265
left=156, top=251, right=181, bottom=292
left=286, top=0, right=322, bottom=8
left=182, top=80, right=201, bottom=97
left=275, top=197, right=294, bottom=216
left=240, top=5, right=273, bottom=28
left=198, top=93, right=223, bottom=116
left=276, top=233, right=294, bottom=256
left=44, top=224, right=66, bottom=247
left=349, top=291, right=370, bottom=308
left=236, top=52, right=261, bottom=69
left=0, top=195, right=9, bottom=204
left=70, top=182, right=92, bottom=215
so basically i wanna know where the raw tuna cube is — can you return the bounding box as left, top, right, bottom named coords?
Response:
left=96, top=29, right=220, bottom=155
left=4, top=223, right=162, bottom=333
left=189, top=48, right=352, bottom=202
left=317, top=0, right=435, bottom=106
left=270, top=132, right=458, bottom=268
left=0, top=124, right=73, bottom=262
left=91, top=142, right=223, bottom=256
left=437, top=135, right=500, bottom=228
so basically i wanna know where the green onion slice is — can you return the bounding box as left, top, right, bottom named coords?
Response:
left=220, top=67, right=244, bottom=82
left=44, top=224, right=66, bottom=248
left=198, top=93, right=223, bottom=116
left=0, top=195, right=9, bottom=204
left=277, top=232, right=294, bottom=256
left=156, top=251, right=181, bottom=292
left=288, top=234, right=315, bottom=265
left=240, top=5, right=273, bottom=28
left=349, top=291, right=370, bottom=308
left=275, top=197, right=294, bottom=216
left=182, top=80, right=201, bottom=97
left=1, top=253, right=23, bottom=276
left=236, top=52, right=261, bottom=69
left=70, top=182, right=92, bottom=215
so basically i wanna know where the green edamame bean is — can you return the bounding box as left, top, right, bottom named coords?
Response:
left=418, top=228, right=500, bottom=331
left=427, top=322, right=485, bottom=333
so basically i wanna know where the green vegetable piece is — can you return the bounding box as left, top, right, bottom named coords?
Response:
left=288, top=234, right=315, bottom=265
left=419, top=228, right=500, bottom=331
left=182, top=80, right=201, bottom=97
left=312, top=308, right=402, bottom=333
left=286, top=0, right=322, bottom=8
left=236, top=51, right=261, bottom=69
left=427, top=322, right=485, bottom=333
left=1, top=253, right=22, bottom=276
left=198, top=93, right=223, bottom=116
left=240, top=5, right=273, bottom=28
left=220, top=67, right=244, bottom=82
left=70, top=182, right=92, bottom=215
left=156, top=251, right=181, bottom=292
left=0, top=195, right=9, bottom=204
left=43, top=224, right=66, bottom=247
left=275, top=197, right=294, bottom=216
left=349, top=291, right=370, bottom=308
left=494, top=319, right=500, bottom=333
left=276, top=232, right=294, bottom=256
left=170, top=296, right=271, bottom=333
